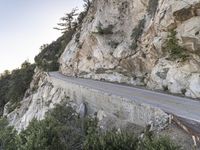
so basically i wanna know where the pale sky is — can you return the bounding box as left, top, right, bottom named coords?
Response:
left=0, top=0, right=83, bottom=73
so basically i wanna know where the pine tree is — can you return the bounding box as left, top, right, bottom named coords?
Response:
left=54, top=8, right=78, bottom=33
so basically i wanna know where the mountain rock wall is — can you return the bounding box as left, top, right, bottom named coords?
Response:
left=59, top=0, right=200, bottom=98
left=4, top=0, right=200, bottom=132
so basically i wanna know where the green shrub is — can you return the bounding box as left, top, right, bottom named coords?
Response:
left=84, top=128, right=181, bottom=150
left=95, top=22, right=114, bottom=35
left=130, top=18, right=146, bottom=50
left=165, top=30, right=189, bottom=61
left=18, top=104, right=97, bottom=150
left=19, top=116, right=84, bottom=150
left=35, top=30, right=75, bottom=71
left=0, top=61, right=35, bottom=115
left=138, top=135, right=181, bottom=150
left=84, top=130, right=139, bottom=150
left=0, top=105, right=181, bottom=150
left=0, top=118, right=19, bottom=150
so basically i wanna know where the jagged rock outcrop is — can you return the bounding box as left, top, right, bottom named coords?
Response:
left=3, top=69, right=55, bottom=130
left=59, top=0, right=200, bottom=98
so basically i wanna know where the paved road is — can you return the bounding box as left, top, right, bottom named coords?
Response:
left=49, top=72, right=200, bottom=125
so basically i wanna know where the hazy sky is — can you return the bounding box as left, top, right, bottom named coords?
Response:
left=0, top=0, right=83, bottom=73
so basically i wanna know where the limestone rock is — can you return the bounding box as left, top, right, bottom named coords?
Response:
left=177, top=17, right=200, bottom=52
left=58, top=0, right=200, bottom=99
left=148, top=58, right=200, bottom=98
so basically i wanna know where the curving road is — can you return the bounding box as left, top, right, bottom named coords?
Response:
left=49, top=72, right=200, bottom=134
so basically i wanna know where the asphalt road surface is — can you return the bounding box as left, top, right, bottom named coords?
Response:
left=49, top=72, right=200, bottom=127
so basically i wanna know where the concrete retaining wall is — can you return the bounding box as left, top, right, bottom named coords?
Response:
left=50, top=76, right=169, bottom=129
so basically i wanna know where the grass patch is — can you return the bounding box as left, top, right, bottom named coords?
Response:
left=165, top=30, right=189, bottom=61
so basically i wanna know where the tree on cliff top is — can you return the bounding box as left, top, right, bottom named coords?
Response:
left=83, top=0, right=92, bottom=12
left=54, top=0, right=93, bottom=33
left=53, top=8, right=78, bottom=33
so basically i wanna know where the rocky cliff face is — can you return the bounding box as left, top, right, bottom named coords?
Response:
left=59, top=0, right=200, bottom=99
left=4, top=0, right=200, bottom=132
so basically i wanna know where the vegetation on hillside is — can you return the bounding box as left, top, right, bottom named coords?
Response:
left=0, top=105, right=181, bottom=150
left=17, top=104, right=96, bottom=150
left=35, top=8, right=79, bottom=71
left=0, top=117, right=19, bottom=150
left=84, top=125, right=180, bottom=150
left=0, top=104, right=97, bottom=150
left=0, top=61, right=35, bottom=115
left=34, top=32, right=74, bottom=71
left=0, top=0, right=93, bottom=116
left=35, top=0, right=92, bottom=71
